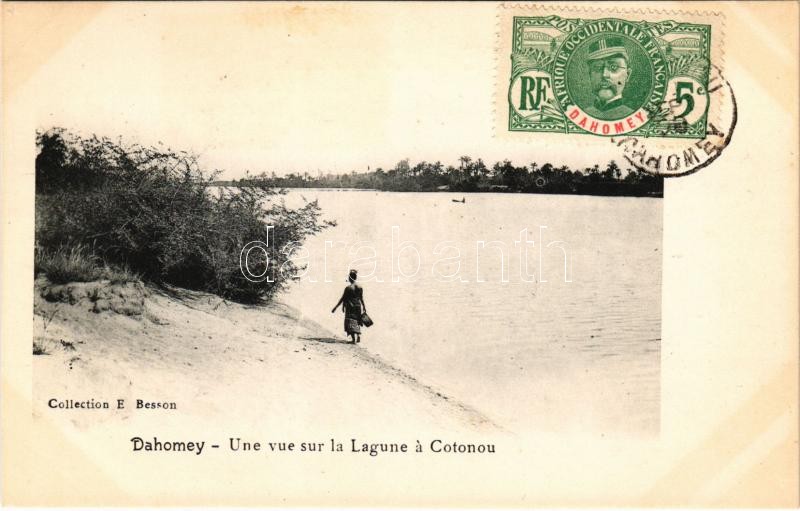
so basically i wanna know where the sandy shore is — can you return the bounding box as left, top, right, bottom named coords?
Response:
left=32, top=278, right=500, bottom=435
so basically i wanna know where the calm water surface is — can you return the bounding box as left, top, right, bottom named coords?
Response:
left=280, top=190, right=662, bottom=435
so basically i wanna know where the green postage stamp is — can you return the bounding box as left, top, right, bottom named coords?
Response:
left=498, top=7, right=723, bottom=139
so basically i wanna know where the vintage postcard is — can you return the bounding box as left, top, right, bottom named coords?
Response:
left=1, top=1, right=798, bottom=507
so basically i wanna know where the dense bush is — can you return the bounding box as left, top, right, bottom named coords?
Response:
left=35, top=128, right=333, bottom=302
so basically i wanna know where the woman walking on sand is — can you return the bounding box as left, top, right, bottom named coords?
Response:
left=331, top=269, right=367, bottom=344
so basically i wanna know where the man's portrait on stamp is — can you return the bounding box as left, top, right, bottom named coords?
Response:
left=584, top=37, right=635, bottom=119
left=565, top=33, right=655, bottom=123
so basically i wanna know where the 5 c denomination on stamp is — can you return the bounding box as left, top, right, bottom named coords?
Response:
left=507, top=14, right=711, bottom=138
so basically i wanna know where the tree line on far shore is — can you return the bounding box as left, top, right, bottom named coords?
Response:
left=214, top=157, right=663, bottom=198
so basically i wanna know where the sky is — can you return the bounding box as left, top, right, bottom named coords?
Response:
left=17, top=3, right=661, bottom=179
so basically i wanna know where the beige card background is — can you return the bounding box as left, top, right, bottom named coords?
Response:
left=2, top=1, right=798, bottom=506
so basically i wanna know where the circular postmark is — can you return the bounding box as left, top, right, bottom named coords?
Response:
left=610, top=64, right=737, bottom=177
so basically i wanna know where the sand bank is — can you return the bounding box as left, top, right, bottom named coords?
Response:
left=32, top=278, right=500, bottom=435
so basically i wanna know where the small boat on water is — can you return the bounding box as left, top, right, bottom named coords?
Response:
left=451, top=197, right=466, bottom=204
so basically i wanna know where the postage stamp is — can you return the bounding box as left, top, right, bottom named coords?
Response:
left=497, top=5, right=725, bottom=142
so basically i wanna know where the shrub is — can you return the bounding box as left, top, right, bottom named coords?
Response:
left=33, top=339, right=49, bottom=355
left=35, top=128, right=332, bottom=303
left=35, top=244, right=104, bottom=283
left=34, top=244, right=141, bottom=284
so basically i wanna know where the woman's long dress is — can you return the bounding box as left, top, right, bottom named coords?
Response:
left=342, top=284, right=363, bottom=335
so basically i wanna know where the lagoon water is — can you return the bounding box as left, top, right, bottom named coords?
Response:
left=280, top=190, right=662, bottom=435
